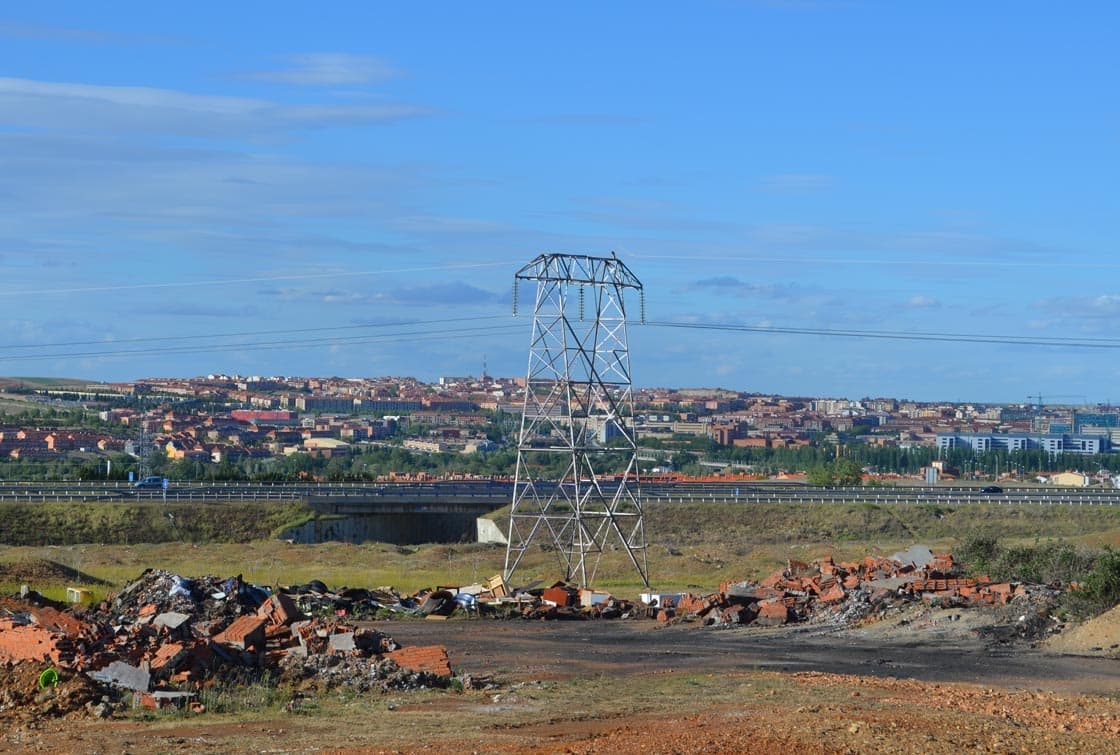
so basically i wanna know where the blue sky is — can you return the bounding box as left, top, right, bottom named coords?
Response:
left=1, top=2, right=1117, bottom=403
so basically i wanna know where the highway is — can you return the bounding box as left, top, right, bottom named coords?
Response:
left=0, top=480, right=1119, bottom=507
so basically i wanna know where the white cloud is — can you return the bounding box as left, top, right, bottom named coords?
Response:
left=1037, top=294, right=1120, bottom=326
left=1090, top=295, right=1120, bottom=314
left=384, top=282, right=499, bottom=306
left=0, top=130, right=423, bottom=239
left=687, top=276, right=827, bottom=305
left=905, top=295, right=941, bottom=309
left=0, top=76, right=259, bottom=113
left=242, top=53, right=399, bottom=86
left=0, top=76, right=431, bottom=136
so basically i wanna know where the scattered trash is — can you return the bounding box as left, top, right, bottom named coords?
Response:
left=0, top=546, right=1075, bottom=723
left=0, top=568, right=463, bottom=721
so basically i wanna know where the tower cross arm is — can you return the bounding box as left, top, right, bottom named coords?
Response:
left=515, top=252, right=642, bottom=291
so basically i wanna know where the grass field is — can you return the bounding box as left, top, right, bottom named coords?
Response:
left=4, top=500, right=1120, bottom=603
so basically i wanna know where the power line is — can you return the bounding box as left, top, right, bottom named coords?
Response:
left=643, top=320, right=1120, bottom=349
left=629, top=252, right=1120, bottom=270
left=0, top=322, right=523, bottom=362
left=0, top=315, right=507, bottom=350
left=0, top=260, right=518, bottom=297
left=5, top=313, right=1118, bottom=366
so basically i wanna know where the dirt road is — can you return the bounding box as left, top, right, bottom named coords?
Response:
left=380, top=613, right=1120, bottom=694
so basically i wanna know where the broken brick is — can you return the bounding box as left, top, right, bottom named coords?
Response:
left=386, top=645, right=452, bottom=677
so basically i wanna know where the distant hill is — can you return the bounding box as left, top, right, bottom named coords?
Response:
left=0, top=377, right=95, bottom=390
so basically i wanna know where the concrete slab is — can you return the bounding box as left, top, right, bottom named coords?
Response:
left=91, top=661, right=150, bottom=692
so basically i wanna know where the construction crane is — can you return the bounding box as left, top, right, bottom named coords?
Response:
left=1026, top=393, right=1088, bottom=453
left=1026, top=393, right=1087, bottom=411
left=1027, top=393, right=1087, bottom=418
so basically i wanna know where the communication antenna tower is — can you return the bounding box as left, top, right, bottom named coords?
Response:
left=504, top=252, right=649, bottom=588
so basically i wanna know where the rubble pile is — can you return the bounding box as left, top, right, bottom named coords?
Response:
left=505, top=581, right=639, bottom=620
left=0, top=545, right=1075, bottom=721
left=279, top=580, right=415, bottom=619
left=654, top=549, right=1062, bottom=628
left=0, top=569, right=456, bottom=720
left=295, top=574, right=642, bottom=622
left=0, top=661, right=110, bottom=721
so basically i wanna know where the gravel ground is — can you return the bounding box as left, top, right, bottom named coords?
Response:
left=7, top=605, right=1120, bottom=753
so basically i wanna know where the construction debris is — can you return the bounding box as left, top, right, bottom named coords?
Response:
left=657, top=549, right=1065, bottom=629
left=0, top=569, right=459, bottom=722
left=0, top=546, right=1075, bottom=722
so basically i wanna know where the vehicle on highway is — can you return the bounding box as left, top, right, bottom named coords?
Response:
left=132, top=476, right=166, bottom=489
left=980, top=485, right=1003, bottom=494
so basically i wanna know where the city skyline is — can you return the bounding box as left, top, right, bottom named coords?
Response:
left=1, top=3, right=1117, bottom=403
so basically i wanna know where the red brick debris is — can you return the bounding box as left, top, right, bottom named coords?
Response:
left=0, top=549, right=1070, bottom=721
left=0, top=570, right=459, bottom=720
left=655, top=552, right=1056, bottom=627
left=387, top=645, right=453, bottom=677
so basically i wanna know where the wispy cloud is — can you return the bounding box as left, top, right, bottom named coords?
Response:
left=379, top=282, right=500, bottom=307
left=904, top=295, right=941, bottom=309
left=142, top=303, right=260, bottom=318
left=0, top=76, right=261, bottom=113
left=1038, top=294, right=1120, bottom=322
left=759, top=173, right=834, bottom=191
left=0, top=76, right=432, bottom=136
left=240, top=53, right=399, bottom=86
left=389, top=215, right=514, bottom=235
left=676, top=277, right=858, bottom=328
left=739, top=223, right=1061, bottom=262
left=687, top=276, right=815, bottom=302
left=0, top=21, right=180, bottom=46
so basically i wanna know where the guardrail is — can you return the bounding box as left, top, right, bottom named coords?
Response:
left=640, top=492, right=1120, bottom=506
left=2, top=481, right=1119, bottom=507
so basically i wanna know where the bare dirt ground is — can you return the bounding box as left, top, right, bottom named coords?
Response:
left=9, top=606, right=1120, bottom=754
left=380, top=609, right=1120, bottom=693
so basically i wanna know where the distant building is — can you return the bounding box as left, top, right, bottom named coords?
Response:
left=1048, top=471, right=1091, bottom=487
left=231, top=409, right=299, bottom=426
left=363, top=399, right=424, bottom=415
left=998, top=407, right=1036, bottom=423
left=403, top=439, right=448, bottom=453
left=295, top=397, right=358, bottom=414
left=937, top=432, right=1110, bottom=455
left=1074, top=411, right=1120, bottom=433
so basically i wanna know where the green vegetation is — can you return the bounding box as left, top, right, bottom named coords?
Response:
left=805, top=458, right=863, bottom=486
left=0, top=500, right=314, bottom=546
left=193, top=669, right=287, bottom=715
left=958, top=535, right=1120, bottom=617
left=958, top=536, right=1095, bottom=584
left=3, top=501, right=1120, bottom=606
left=640, top=433, right=1119, bottom=480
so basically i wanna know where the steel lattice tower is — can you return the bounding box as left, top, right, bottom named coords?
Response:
left=504, top=252, right=649, bottom=589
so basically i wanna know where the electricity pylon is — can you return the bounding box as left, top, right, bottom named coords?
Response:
left=504, top=252, right=649, bottom=589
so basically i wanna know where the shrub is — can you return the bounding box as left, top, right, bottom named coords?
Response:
left=959, top=537, right=1095, bottom=585
left=1075, top=547, right=1120, bottom=613
left=959, top=537, right=1120, bottom=618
